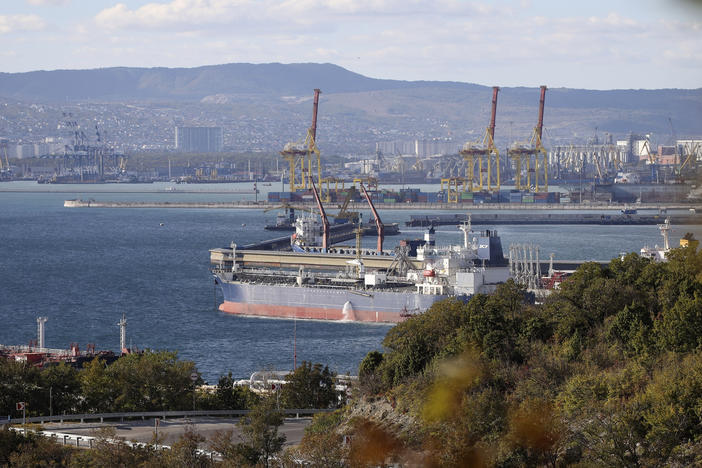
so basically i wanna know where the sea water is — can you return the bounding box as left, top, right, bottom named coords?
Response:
left=1, top=181, right=700, bottom=382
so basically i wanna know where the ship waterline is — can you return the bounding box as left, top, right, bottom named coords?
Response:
left=216, top=280, right=452, bottom=323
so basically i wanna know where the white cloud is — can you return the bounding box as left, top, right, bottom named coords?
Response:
left=95, top=0, right=255, bottom=30
left=3, top=0, right=698, bottom=88
left=94, top=0, right=495, bottom=31
left=0, top=14, right=46, bottom=34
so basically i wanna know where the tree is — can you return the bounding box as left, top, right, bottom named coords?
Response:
left=69, top=426, right=160, bottom=468
left=358, top=350, right=384, bottom=395
left=215, top=372, right=259, bottom=409
left=293, top=411, right=348, bottom=468
left=80, top=357, right=115, bottom=413
left=105, top=350, right=196, bottom=411
left=211, top=397, right=286, bottom=468
left=40, top=362, right=81, bottom=415
left=161, top=425, right=213, bottom=468
left=654, top=294, right=702, bottom=352
left=0, top=359, right=42, bottom=417
left=280, top=362, right=337, bottom=409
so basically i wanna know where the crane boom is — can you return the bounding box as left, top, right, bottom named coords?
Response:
left=536, top=85, right=547, bottom=141
left=310, top=178, right=329, bottom=252
left=310, top=89, right=321, bottom=143
left=359, top=183, right=384, bottom=253
left=488, top=86, right=499, bottom=143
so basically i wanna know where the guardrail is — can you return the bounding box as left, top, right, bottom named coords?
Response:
left=9, top=426, right=222, bottom=460
left=5, top=408, right=333, bottom=425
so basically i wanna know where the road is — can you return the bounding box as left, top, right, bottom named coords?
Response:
left=42, top=416, right=311, bottom=448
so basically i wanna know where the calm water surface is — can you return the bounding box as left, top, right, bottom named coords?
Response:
left=1, top=182, right=700, bottom=382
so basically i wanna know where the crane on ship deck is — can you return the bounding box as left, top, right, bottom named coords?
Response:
left=333, top=186, right=359, bottom=223
left=359, top=182, right=384, bottom=253
left=310, top=178, right=330, bottom=252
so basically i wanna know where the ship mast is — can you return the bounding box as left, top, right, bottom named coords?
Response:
left=119, top=313, right=127, bottom=354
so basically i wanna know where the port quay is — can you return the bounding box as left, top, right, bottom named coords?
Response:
left=64, top=199, right=701, bottom=212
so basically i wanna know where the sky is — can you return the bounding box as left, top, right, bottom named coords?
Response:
left=1, top=0, right=701, bottom=90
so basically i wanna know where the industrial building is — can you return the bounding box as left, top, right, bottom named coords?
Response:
left=175, top=126, right=223, bottom=152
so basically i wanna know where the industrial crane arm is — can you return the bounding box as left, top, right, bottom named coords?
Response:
left=359, top=183, right=384, bottom=253
left=310, top=179, right=329, bottom=251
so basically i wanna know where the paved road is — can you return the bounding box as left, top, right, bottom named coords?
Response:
left=43, top=416, right=310, bottom=447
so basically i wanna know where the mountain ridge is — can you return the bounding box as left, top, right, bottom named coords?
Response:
left=0, top=63, right=700, bottom=148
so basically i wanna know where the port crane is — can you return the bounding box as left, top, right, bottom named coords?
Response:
left=281, top=89, right=322, bottom=192
left=509, top=85, right=548, bottom=192
left=359, top=182, right=384, bottom=253
left=459, top=86, right=501, bottom=193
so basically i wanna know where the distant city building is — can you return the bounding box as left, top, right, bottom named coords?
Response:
left=175, top=127, right=223, bottom=152
left=376, top=139, right=459, bottom=157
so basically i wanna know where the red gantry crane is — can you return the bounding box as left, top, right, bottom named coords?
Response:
left=280, top=89, right=322, bottom=192
left=509, top=85, right=548, bottom=192
left=456, top=86, right=501, bottom=196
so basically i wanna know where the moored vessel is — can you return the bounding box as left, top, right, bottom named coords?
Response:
left=212, top=218, right=510, bottom=323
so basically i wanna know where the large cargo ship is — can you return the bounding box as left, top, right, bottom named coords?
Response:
left=211, top=221, right=510, bottom=323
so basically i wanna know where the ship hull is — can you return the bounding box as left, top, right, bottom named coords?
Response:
left=216, top=279, right=453, bottom=323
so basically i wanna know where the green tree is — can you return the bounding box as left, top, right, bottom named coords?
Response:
left=380, top=298, right=469, bottom=387
left=654, top=293, right=702, bottom=352
left=106, top=350, right=196, bottom=411
left=40, top=362, right=81, bottom=416
left=80, top=357, right=115, bottom=413
left=211, top=397, right=286, bottom=468
left=161, top=425, right=213, bottom=468
left=215, top=372, right=259, bottom=410
left=358, top=350, right=384, bottom=395
left=240, top=397, right=286, bottom=468
left=280, top=362, right=337, bottom=409
left=0, top=359, right=42, bottom=417
left=0, top=427, right=70, bottom=466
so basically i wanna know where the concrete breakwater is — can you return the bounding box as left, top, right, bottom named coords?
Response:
left=407, top=212, right=702, bottom=226
left=64, top=199, right=701, bottom=213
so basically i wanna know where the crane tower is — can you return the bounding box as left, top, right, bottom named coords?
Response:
left=280, top=89, right=322, bottom=192
left=459, top=86, right=501, bottom=193
left=509, top=86, right=548, bottom=192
